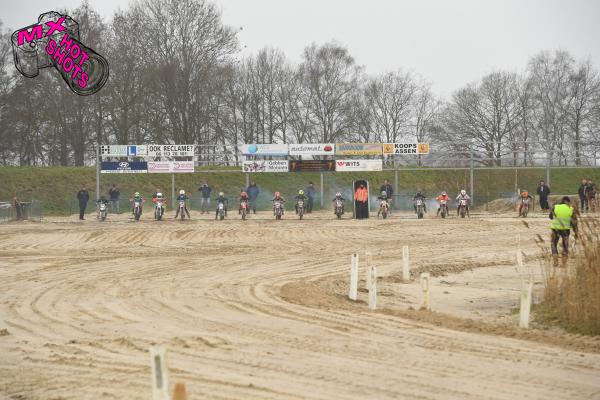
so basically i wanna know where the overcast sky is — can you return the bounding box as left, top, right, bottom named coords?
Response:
left=3, top=0, right=600, bottom=97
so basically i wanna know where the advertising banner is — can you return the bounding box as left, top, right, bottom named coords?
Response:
left=147, top=144, right=196, bottom=157
left=100, top=145, right=147, bottom=156
left=382, top=143, right=430, bottom=155
left=147, top=161, right=194, bottom=173
left=242, top=160, right=289, bottom=172
left=101, top=161, right=147, bottom=173
left=288, top=143, right=335, bottom=156
left=335, top=159, right=382, bottom=172
left=238, top=144, right=288, bottom=156
left=335, top=143, right=382, bottom=155
left=288, top=160, right=336, bottom=172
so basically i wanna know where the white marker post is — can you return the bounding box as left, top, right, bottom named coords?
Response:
left=368, top=266, right=377, bottom=310
left=349, top=253, right=359, bottom=301
left=365, top=251, right=373, bottom=290
left=150, top=346, right=170, bottom=400
left=519, top=278, right=533, bottom=329
left=402, top=245, right=410, bottom=282
left=420, top=272, right=431, bottom=311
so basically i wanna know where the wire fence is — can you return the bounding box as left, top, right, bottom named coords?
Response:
left=0, top=200, right=43, bottom=222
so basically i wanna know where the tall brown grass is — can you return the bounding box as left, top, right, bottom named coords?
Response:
left=540, top=214, right=600, bottom=335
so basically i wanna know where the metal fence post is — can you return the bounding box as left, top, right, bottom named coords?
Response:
left=469, top=149, right=474, bottom=207
left=171, top=173, right=175, bottom=206
left=546, top=151, right=551, bottom=187
left=320, top=172, right=324, bottom=209
left=96, top=146, right=100, bottom=201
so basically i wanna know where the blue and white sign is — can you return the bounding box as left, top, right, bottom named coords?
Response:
left=101, top=161, right=148, bottom=173
left=238, top=144, right=288, bottom=156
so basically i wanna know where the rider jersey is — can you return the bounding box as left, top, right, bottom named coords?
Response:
left=176, top=194, right=188, bottom=202
left=436, top=195, right=449, bottom=202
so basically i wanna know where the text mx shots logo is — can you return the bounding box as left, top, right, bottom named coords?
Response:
left=11, top=11, right=109, bottom=95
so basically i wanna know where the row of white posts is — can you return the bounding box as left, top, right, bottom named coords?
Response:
left=349, top=239, right=534, bottom=329
left=349, top=246, right=431, bottom=312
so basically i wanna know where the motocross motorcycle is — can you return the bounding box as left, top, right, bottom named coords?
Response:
left=273, top=200, right=283, bottom=220
left=458, top=198, right=469, bottom=218
left=379, top=198, right=389, bottom=219
left=217, top=202, right=226, bottom=220
left=296, top=198, right=305, bottom=220
left=178, top=200, right=187, bottom=220
left=133, top=200, right=142, bottom=221
left=240, top=199, right=249, bottom=221
left=520, top=198, right=529, bottom=218
left=334, top=199, right=344, bottom=219
left=439, top=199, right=448, bottom=219
left=415, top=198, right=425, bottom=219
left=98, top=202, right=107, bottom=221
left=154, top=200, right=165, bottom=221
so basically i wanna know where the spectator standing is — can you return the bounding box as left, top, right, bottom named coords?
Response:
left=77, top=186, right=90, bottom=220
left=536, top=180, right=550, bottom=211
left=13, top=197, right=23, bottom=220
left=246, top=181, right=260, bottom=214
left=578, top=179, right=588, bottom=212
left=198, top=182, right=212, bottom=214
left=586, top=180, right=597, bottom=212
left=305, top=182, right=317, bottom=213
left=354, top=184, right=369, bottom=219
left=108, top=183, right=120, bottom=213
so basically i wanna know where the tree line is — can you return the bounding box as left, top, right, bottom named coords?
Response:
left=1, top=0, right=599, bottom=167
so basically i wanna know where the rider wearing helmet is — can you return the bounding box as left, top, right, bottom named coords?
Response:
left=456, top=189, right=471, bottom=216
left=131, top=192, right=144, bottom=215
left=96, top=195, right=110, bottom=219
left=518, top=190, right=533, bottom=217
left=294, top=189, right=308, bottom=214
left=272, top=191, right=285, bottom=215
left=436, top=191, right=449, bottom=216
left=175, top=189, right=191, bottom=219
left=413, top=191, right=427, bottom=214
left=332, top=191, right=346, bottom=214
left=239, top=190, right=249, bottom=214
left=215, top=191, right=228, bottom=219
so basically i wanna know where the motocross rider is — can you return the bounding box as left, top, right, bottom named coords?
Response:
left=294, top=190, right=308, bottom=214
left=130, top=192, right=144, bottom=215
left=332, top=192, right=345, bottom=214
left=518, top=190, right=533, bottom=217
left=215, top=191, right=228, bottom=219
left=239, top=191, right=249, bottom=214
left=377, top=190, right=390, bottom=217
left=175, top=189, right=191, bottom=219
left=413, top=191, right=427, bottom=214
left=96, top=196, right=110, bottom=219
left=456, top=189, right=471, bottom=216
left=436, top=191, right=449, bottom=216
left=272, top=191, right=285, bottom=215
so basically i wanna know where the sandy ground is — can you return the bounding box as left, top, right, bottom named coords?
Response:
left=1, top=208, right=600, bottom=400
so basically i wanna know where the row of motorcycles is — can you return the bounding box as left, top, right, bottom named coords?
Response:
left=377, top=197, right=470, bottom=219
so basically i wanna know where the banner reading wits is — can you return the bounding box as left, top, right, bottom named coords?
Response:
left=335, top=143, right=382, bottom=156
left=288, top=160, right=336, bottom=172
left=335, top=159, right=382, bottom=172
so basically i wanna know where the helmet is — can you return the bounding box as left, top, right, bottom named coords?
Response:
left=156, top=192, right=163, bottom=198
left=134, top=192, right=140, bottom=197
left=219, top=191, right=224, bottom=197
left=381, top=190, right=387, bottom=197
left=335, top=192, right=342, bottom=197
left=179, top=189, right=185, bottom=195
left=298, top=189, right=304, bottom=196
left=275, top=191, right=281, bottom=197
left=416, top=191, right=421, bottom=196
left=522, top=190, right=529, bottom=196
left=442, top=191, right=447, bottom=196
left=460, top=189, right=466, bottom=196
left=241, top=191, right=247, bottom=197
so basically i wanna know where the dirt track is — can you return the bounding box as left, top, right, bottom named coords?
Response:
left=1, top=210, right=600, bottom=400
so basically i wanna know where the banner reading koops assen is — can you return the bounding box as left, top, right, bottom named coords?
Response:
left=382, top=143, right=430, bottom=155
left=147, top=161, right=194, bottom=173
left=288, top=143, right=334, bottom=156
left=335, top=143, right=382, bottom=155
left=335, top=159, right=382, bottom=172
left=239, top=144, right=288, bottom=156
left=242, top=160, right=289, bottom=172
